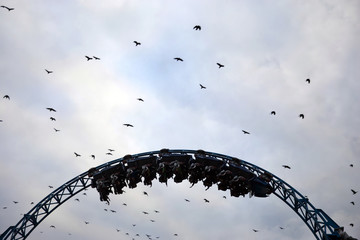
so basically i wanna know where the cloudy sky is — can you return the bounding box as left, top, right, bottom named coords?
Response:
left=1, top=0, right=359, bottom=239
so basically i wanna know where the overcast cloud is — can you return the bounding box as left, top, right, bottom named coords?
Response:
left=1, top=0, right=359, bottom=239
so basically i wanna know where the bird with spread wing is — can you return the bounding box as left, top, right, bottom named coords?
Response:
left=1, top=6, right=14, bottom=11
left=217, top=63, right=224, bottom=68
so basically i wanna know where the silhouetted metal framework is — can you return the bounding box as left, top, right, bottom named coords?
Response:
left=1, top=149, right=348, bottom=240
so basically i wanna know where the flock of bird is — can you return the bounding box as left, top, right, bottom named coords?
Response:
left=2, top=190, right=200, bottom=239
left=1, top=4, right=358, bottom=239
left=0, top=21, right=313, bottom=170
left=1, top=23, right=358, bottom=236
left=1, top=41, right=310, bottom=170
left=25, top=190, right=284, bottom=238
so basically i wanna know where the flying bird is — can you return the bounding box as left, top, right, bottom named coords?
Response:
left=93, top=56, right=100, bottom=60
left=143, top=191, right=148, bottom=196
left=217, top=63, right=224, bottom=68
left=199, top=84, right=206, bottom=89
left=306, top=78, right=310, bottom=84
left=154, top=210, right=160, bottom=213
left=351, top=189, right=358, bottom=195
left=299, top=114, right=304, bottom=119
left=74, top=152, right=81, bottom=157
left=134, top=41, right=141, bottom=46
left=279, top=226, right=284, bottom=230
left=174, top=57, right=183, bottom=61
left=50, top=117, right=56, bottom=121
left=123, top=203, right=127, bottom=206
left=106, top=152, right=113, bottom=155
left=137, top=98, right=144, bottom=102
left=54, top=128, right=60, bottom=132
left=142, top=211, right=149, bottom=214
left=46, top=107, right=56, bottom=112
left=1, top=6, right=14, bottom=11
left=150, top=219, right=155, bottom=222
left=50, top=225, right=56, bottom=228
left=271, top=111, right=276, bottom=115
left=350, top=223, right=354, bottom=227
left=110, top=210, right=116, bottom=213
left=350, top=201, right=355, bottom=205
left=282, top=165, right=291, bottom=169
left=13, top=201, right=18, bottom=204
left=350, top=164, right=353, bottom=167
left=193, top=25, right=201, bottom=30
left=45, top=69, right=53, bottom=74
left=91, top=155, right=95, bottom=159
left=242, top=130, right=250, bottom=134
left=204, top=198, right=209, bottom=203
left=48, top=185, right=54, bottom=188
left=85, top=221, right=89, bottom=224
left=85, top=56, right=93, bottom=61
left=3, top=95, right=10, bottom=100
left=185, top=199, right=190, bottom=202
left=108, top=149, right=115, bottom=152
left=252, top=229, right=259, bottom=232
left=123, top=123, right=134, bottom=127
left=74, top=198, right=80, bottom=202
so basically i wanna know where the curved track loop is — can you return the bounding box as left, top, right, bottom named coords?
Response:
left=0, top=149, right=349, bottom=240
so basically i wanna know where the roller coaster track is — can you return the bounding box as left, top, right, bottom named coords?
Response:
left=0, top=149, right=352, bottom=240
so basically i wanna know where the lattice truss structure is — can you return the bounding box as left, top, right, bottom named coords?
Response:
left=1, top=149, right=353, bottom=240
